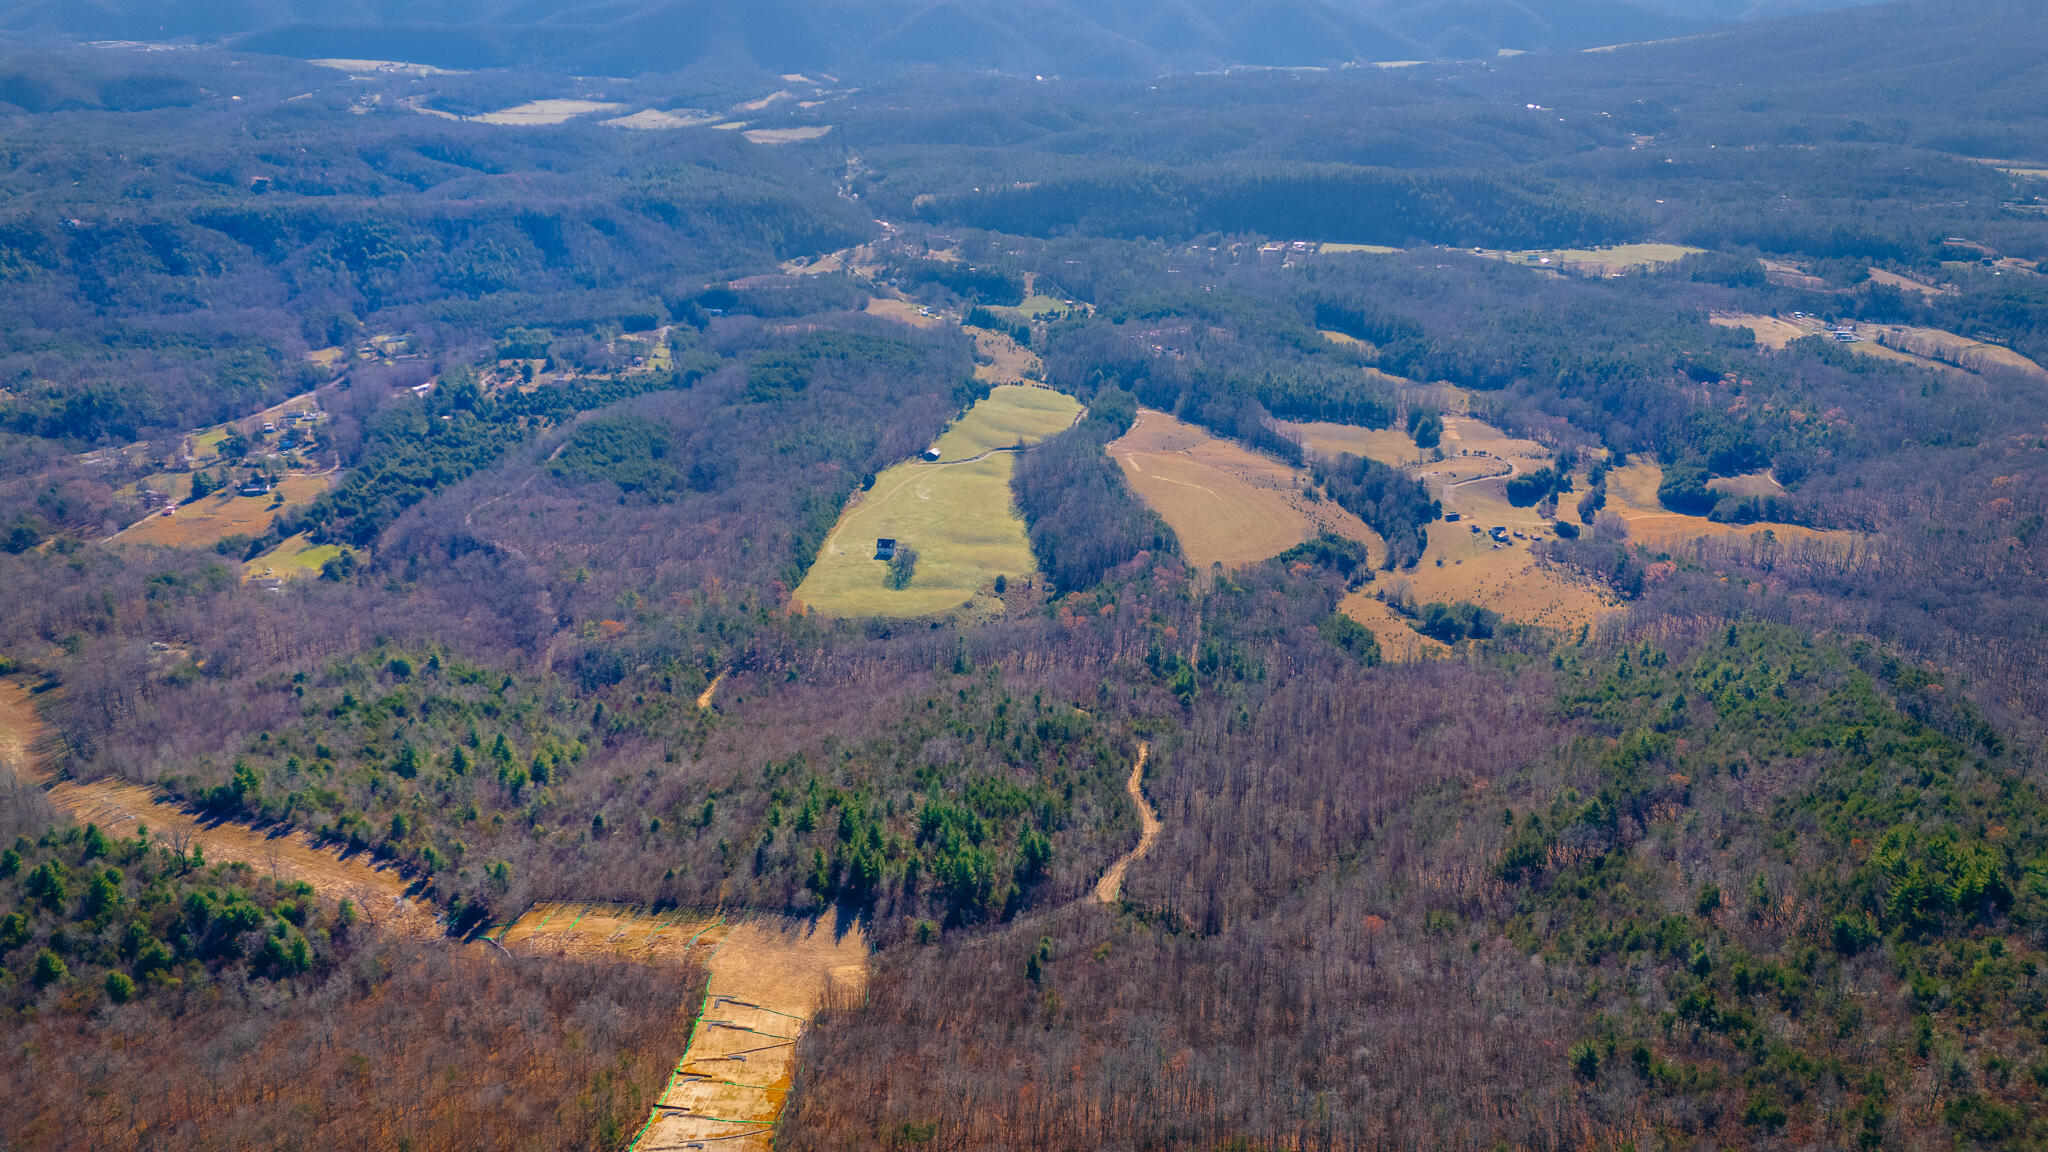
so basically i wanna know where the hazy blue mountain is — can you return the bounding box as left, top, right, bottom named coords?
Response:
left=0, top=0, right=1901, bottom=76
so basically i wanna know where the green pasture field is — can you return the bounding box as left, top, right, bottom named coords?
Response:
left=1010, top=294, right=1074, bottom=318
left=247, top=533, right=356, bottom=582
left=927, top=384, right=1081, bottom=462
left=793, top=454, right=1034, bottom=618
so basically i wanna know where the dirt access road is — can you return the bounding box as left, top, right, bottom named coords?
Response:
left=1094, top=741, right=1157, bottom=904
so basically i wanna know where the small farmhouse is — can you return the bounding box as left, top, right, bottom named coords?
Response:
left=875, top=538, right=897, bottom=561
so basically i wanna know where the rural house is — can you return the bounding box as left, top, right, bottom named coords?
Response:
left=875, top=538, right=897, bottom=561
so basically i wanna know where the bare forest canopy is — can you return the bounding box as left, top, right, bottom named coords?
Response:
left=5, top=1, right=2048, bottom=1149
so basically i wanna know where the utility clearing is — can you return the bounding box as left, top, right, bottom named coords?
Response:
left=0, top=679, right=433, bottom=936
left=794, top=387, right=1081, bottom=618
left=3, top=675, right=870, bottom=1152
left=1109, top=409, right=1384, bottom=568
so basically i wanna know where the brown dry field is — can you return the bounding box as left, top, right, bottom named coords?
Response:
left=1712, top=311, right=1812, bottom=349
left=969, top=326, right=1041, bottom=384
left=1346, top=414, right=1614, bottom=639
left=862, top=297, right=946, bottom=329
left=781, top=243, right=884, bottom=279
left=1866, top=324, right=2048, bottom=379
left=1286, top=420, right=1424, bottom=465
left=1709, top=470, right=1787, bottom=499
left=1109, top=409, right=1385, bottom=568
left=1386, top=519, right=1618, bottom=636
left=1865, top=268, right=1951, bottom=297
left=1602, top=463, right=1858, bottom=553
left=1337, top=591, right=1452, bottom=662
left=1760, top=260, right=1831, bottom=290
left=0, top=679, right=434, bottom=936
left=113, top=472, right=332, bottom=549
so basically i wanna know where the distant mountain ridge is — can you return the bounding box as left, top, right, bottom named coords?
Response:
left=0, top=0, right=1886, bottom=78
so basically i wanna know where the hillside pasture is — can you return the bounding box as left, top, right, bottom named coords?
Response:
left=1602, top=463, right=1858, bottom=552
left=605, top=108, right=719, bottom=129
left=246, top=532, right=358, bottom=583
left=794, top=455, right=1033, bottom=618
left=1711, top=311, right=1810, bottom=349
left=1338, top=590, right=1451, bottom=662
left=1389, top=518, right=1617, bottom=636
left=1308, top=412, right=1615, bottom=634
left=1010, top=294, right=1080, bottom=318
left=1865, top=268, right=1951, bottom=297
left=1715, top=313, right=2048, bottom=379
left=928, top=385, right=1081, bottom=462
left=1109, top=409, right=1383, bottom=568
left=1867, top=324, right=2048, bottom=379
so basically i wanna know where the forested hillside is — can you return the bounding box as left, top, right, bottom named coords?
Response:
left=3, top=2, right=2048, bottom=1148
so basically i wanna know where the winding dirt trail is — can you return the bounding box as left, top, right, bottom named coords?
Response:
left=1093, top=741, right=1157, bottom=904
